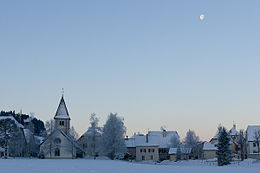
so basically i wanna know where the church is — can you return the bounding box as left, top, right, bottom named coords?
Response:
left=39, top=95, right=85, bottom=159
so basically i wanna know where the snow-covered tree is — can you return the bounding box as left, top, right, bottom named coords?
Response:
left=101, top=113, right=126, bottom=160
left=169, top=135, right=180, bottom=148
left=253, top=130, right=260, bottom=153
left=86, top=113, right=102, bottom=159
left=69, top=126, right=79, bottom=140
left=176, top=145, right=181, bottom=161
left=45, top=119, right=55, bottom=135
left=184, top=129, right=200, bottom=158
left=0, top=118, right=24, bottom=158
left=216, top=126, right=232, bottom=166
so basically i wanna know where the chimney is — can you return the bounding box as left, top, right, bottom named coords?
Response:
left=146, top=134, right=148, bottom=143
left=163, top=129, right=166, bottom=137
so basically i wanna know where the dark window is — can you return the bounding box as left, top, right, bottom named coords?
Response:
left=142, top=156, right=145, bottom=160
left=55, top=148, right=60, bottom=156
left=150, top=155, right=153, bottom=160
left=144, top=149, right=146, bottom=152
left=152, top=149, right=155, bottom=152
left=140, top=149, right=142, bottom=152
left=148, top=149, right=151, bottom=152
left=59, top=121, right=64, bottom=126
left=253, top=143, right=256, bottom=147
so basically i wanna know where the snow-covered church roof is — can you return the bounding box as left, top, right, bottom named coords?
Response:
left=54, top=96, right=70, bottom=120
left=229, top=124, right=239, bottom=136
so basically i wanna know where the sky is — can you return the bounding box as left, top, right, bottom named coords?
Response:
left=0, top=0, right=260, bottom=141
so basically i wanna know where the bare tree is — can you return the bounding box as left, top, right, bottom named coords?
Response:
left=254, top=130, right=260, bottom=153
left=69, top=126, right=79, bottom=140
left=184, top=129, right=200, bottom=158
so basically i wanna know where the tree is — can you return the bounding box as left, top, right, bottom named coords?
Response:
left=169, top=135, right=180, bottom=148
left=176, top=145, right=181, bottom=161
left=238, top=129, right=246, bottom=160
left=101, top=113, right=126, bottom=160
left=45, top=119, right=55, bottom=135
left=253, top=130, right=260, bottom=153
left=0, top=118, right=24, bottom=158
left=69, top=126, right=79, bottom=140
left=86, top=113, right=102, bottom=159
left=184, top=129, right=199, bottom=158
left=216, top=126, right=232, bottom=166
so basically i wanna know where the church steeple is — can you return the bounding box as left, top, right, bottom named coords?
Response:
left=54, top=93, right=70, bottom=134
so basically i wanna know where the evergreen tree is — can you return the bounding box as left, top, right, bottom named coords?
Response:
left=216, top=126, right=232, bottom=166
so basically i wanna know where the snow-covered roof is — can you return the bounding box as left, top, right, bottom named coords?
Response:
left=125, top=134, right=146, bottom=148
left=23, top=129, right=33, bottom=143
left=0, top=147, right=4, bottom=152
left=0, top=116, right=24, bottom=128
left=23, top=118, right=30, bottom=123
left=54, top=96, right=70, bottom=119
left=168, top=147, right=192, bottom=155
left=246, top=125, right=260, bottom=141
left=229, top=125, right=239, bottom=136
left=203, top=142, right=217, bottom=151
left=147, top=130, right=179, bottom=148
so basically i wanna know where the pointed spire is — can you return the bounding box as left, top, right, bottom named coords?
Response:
left=54, top=95, right=70, bottom=120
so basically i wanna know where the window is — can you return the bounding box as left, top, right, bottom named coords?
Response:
left=140, top=149, right=142, bottom=153
left=55, top=148, right=60, bottom=156
left=148, top=149, right=151, bottom=152
left=150, top=155, right=153, bottom=160
left=142, top=156, right=145, bottom=160
left=54, top=138, right=61, bottom=145
left=253, top=143, right=257, bottom=147
left=59, top=121, right=65, bottom=126
left=144, top=149, right=146, bottom=152
left=152, top=149, right=155, bottom=152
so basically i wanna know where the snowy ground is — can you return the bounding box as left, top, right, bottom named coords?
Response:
left=0, top=158, right=260, bottom=173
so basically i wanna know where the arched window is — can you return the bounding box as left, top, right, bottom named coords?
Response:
left=55, top=148, right=60, bottom=156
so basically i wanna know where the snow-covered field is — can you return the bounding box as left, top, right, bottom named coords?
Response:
left=0, top=158, right=260, bottom=173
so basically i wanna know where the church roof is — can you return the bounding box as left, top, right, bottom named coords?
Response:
left=54, top=96, right=70, bottom=120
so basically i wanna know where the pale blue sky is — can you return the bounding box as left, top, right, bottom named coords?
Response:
left=0, top=0, right=260, bottom=140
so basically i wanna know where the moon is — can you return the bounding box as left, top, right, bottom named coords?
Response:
left=200, top=14, right=205, bottom=21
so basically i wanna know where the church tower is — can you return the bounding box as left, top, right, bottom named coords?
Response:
left=54, top=95, right=70, bottom=134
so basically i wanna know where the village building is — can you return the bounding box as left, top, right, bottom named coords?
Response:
left=136, top=144, right=159, bottom=162
left=78, top=128, right=102, bottom=157
left=246, top=125, right=260, bottom=159
left=168, top=146, right=192, bottom=161
left=202, top=142, right=217, bottom=160
left=39, top=95, right=85, bottom=159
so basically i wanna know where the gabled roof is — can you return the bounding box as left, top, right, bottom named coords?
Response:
left=54, top=96, right=70, bottom=120
left=147, top=130, right=179, bottom=148
left=40, top=128, right=84, bottom=153
left=246, top=125, right=260, bottom=141
left=203, top=142, right=217, bottom=151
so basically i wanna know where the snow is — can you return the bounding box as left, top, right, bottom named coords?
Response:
left=0, top=116, right=24, bottom=128
left=0, top=159, right=260, bottom=173
left=0, top=147, right=4, bottom=152
left=147, top=130, right=179, bottom=148
left=246, top=125, right=260, bottom=141
left=23, top=129, right=33, bottom=143
left=203, top=142, right=217, bottom=151
left=169, top=147, right=192, bottom=154
left=54, top=97, right=70, bottom=119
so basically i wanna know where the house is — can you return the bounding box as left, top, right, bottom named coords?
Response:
left=125, top=134, right=146, bottom=160
left=24, top=128, right=38, bottom=157
left=78, top=128, right=102, bottom=157
left=136, top=144, right=159, bottom=162
left=40, top=95, right=85, bottom=159
left=246, top=125, right=260, bottom=159
left=169, top=146, right=192, bottom=161
left=202, top=142, right=217, bottom=160
left=147, top=130, right=179, bottom=161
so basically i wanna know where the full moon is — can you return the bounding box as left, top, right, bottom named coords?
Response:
left=200, top=14, right=205, bottom=21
